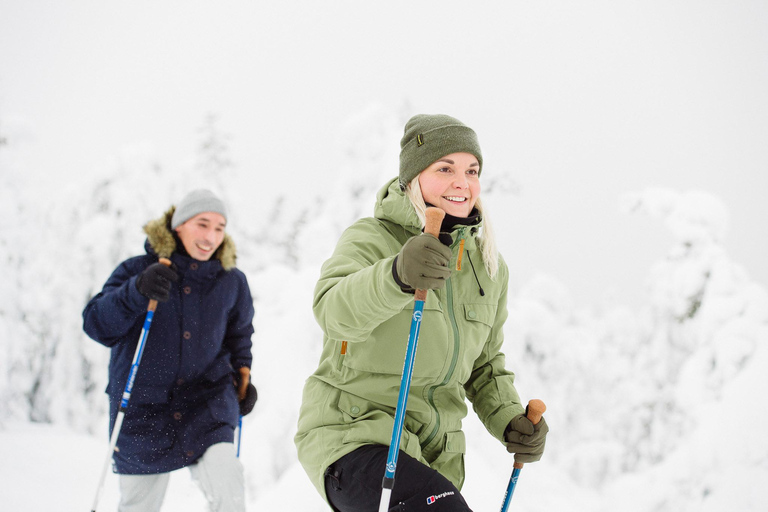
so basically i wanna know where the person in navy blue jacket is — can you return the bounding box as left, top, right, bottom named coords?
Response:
left=83, top=189, right=256, bottom=512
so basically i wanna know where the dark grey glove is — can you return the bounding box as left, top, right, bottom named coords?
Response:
left=394, top=233, right=452, bottom=291
left=504, top=414, right=549, bottom=464
left=135, top=262, right=179, bottom=302
left=234, top=371, right=258, bottom=416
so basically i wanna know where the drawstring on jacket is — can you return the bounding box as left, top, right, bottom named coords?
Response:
left=449, top=232, right=485, bottom=298
left=465, top=247, right=486, bottom=297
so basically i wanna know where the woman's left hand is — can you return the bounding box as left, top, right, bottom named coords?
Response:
left=504, top=414, right=549, bottom=463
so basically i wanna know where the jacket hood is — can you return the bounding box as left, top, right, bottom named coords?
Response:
left=374, top=177, right=422, bottom=235
left=142, top=206, right=237, bottom=270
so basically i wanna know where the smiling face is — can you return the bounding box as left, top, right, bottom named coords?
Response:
left=174, top=212, right=226, bottom=261
left=417, top=152, right=481, bottom=218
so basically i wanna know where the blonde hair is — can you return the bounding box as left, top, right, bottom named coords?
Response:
left=405, top=177, right=499, bottom=279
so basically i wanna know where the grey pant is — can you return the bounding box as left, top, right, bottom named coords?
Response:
left=118, top=442, right=245, bottom=512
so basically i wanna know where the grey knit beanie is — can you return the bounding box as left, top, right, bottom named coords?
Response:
left=399, top=114, right=483, bottom=190
left=171, top=189, right=227, bottom=229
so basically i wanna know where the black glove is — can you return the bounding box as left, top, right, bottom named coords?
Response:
left=504, top=413, right=549, bottom=464
left=394, top=233, right=452, bottom=291
left=135, top=262, right=179, bottom=302
left=239, top=383, right=257, bottom=416
left=234, top=371, right=258, bottom=416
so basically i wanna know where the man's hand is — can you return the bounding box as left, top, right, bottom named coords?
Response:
left=234, top=367, right=257, bottom=416
left=135, top=262, right=178, bottom=302
left=237, top=367, right=250, bottom=401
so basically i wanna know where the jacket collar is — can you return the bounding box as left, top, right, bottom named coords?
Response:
left=374, top=177, right=483, bottom=242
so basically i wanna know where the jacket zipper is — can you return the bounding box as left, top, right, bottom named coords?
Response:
left=422, top=229, right=465, bottom=448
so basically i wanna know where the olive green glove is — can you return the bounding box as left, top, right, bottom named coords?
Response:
left=394, top=233, right=452, bottom=291
left=504, top=413, right=549, bottom=463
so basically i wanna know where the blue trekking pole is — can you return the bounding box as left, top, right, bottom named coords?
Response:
left=499, top=399, right=547, bottom=512
left=378, top=207, right=444, bottom=512
left=236, top=415, right=243, bottom=457
left=90, top=258, right=172, bottom=512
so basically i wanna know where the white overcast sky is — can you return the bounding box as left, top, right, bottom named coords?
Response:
left=2, top=0, right=766, bottom=305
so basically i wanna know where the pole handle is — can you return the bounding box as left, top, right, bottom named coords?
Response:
left=147, top=258, right=173, bottom=312
left=414, top=207, right=445, bottom=302
left=513, top=399, right=547, bottom=469
left=525, top=399, right=546, bottom=425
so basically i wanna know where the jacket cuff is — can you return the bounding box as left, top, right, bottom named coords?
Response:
left=391, top=256, right=415, bottom=294
left=126, top=275, right=152, bottom=311
left=489, top=405, right=526, bottom=442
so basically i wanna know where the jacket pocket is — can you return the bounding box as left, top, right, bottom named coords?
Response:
left=341, top=304, right=450, bottom=378
left=338, top=391, right=423, bottom=433
left=461, top=303, right=497, bottom=364
left=430, top=430, right=466, bottom=489
left=206, top=386, right=239, bottom=424
left=463, top=303, right=496, bottom=328
left=337, top=391, right=426, bottom=448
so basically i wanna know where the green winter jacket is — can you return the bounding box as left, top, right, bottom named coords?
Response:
left=295, top=178, right=524, bottom=501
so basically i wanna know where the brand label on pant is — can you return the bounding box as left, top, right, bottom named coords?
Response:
left=426, top=491, right=455, bottom=505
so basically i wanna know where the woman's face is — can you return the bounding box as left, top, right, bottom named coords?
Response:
left=418, top=152, right=480, bottom=218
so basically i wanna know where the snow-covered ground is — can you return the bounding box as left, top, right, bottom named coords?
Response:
left=0, top=418, right=588, bottom=511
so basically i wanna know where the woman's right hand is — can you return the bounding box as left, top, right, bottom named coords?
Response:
left=394, top=233, right=452, bottom=291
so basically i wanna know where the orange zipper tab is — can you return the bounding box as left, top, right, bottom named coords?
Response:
left=456, top=239, right=465, bottom=271
left=341, top=340, right=348, bottom=355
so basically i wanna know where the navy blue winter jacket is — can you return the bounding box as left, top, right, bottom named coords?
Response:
left=82, top=208, right=254, bottom=474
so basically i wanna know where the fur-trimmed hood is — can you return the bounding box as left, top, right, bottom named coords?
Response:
left=142, top=206, right=237, bottom=270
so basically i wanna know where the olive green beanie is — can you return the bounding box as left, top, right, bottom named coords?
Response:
left=398, top=114, right=483, bottom=190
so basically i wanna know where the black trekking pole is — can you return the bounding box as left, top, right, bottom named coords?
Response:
left=378, top=207, right=445, bottom=512
left=89, top=257, right=172, bottom=512
left=499, top=399, right=547, bottom=512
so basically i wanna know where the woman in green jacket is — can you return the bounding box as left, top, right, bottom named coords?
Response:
left=295, top=114, right=548, bottom=511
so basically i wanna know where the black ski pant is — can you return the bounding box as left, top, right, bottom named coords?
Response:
left=324, top=444, right=473, bottom=512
